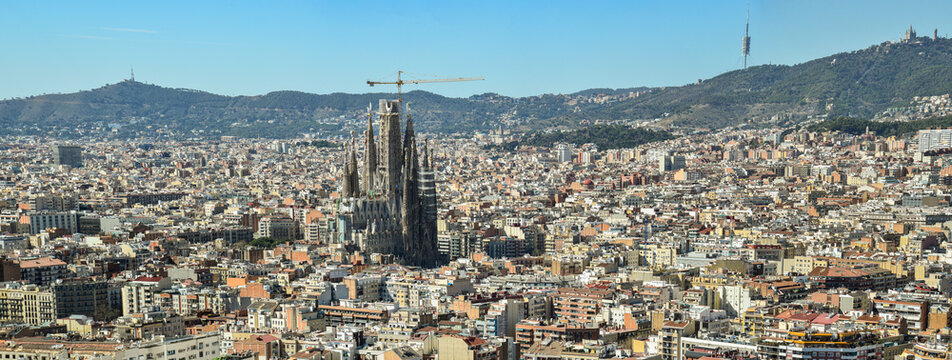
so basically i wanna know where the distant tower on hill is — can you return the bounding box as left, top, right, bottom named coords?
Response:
left=935, top=28, right=939, bottom=41
left=742, top=9, right=751, bottom=70
left=905, top=26, right=917, bottom=42
left=128, top=67, right=135, bottom=82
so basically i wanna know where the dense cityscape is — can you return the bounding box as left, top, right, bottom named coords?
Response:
left=0, top=89, right=949, bottom=360
left=4, top=3, right=952, bottom=360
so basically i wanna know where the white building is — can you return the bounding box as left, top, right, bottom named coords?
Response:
left=28, top=212, right=80, bottom=234
left=120, top=332, right=222, bottom=360
left=918, top=129, right=952, bottom=153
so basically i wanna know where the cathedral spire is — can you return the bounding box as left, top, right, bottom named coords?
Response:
left=378, top=99, right=402, bottom=195
left=421, top=138, right=429, bottom=168
left=348, top=132, right=359, bottom=197
left=351, top=154, right=359, bottom=196
left=400, top=103, right=420, bottom=262
left=363, top=102, right=377, bottom=196
left=401, top=143, right=420, bottom=264
left=428, top=146, right=434, bottom=170
left=403, top=103, right=416, bottom=157
left=341, top=148, right=353, bottom=198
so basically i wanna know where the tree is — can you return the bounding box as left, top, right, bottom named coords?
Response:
left=94, top=305, right=122, bottom=322
left=249, top=237, right=283, bottom=248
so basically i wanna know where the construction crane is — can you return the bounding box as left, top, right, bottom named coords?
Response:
left=367, top=70, right=484, bottom=104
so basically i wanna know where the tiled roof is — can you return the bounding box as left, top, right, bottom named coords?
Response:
left=18, top=257, right=66, bottom=269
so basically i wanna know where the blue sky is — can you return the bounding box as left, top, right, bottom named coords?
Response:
left=1, top=0, right=951, bottom=99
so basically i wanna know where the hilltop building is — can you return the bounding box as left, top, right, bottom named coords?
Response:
left=905, top=26, right=917, bottom=42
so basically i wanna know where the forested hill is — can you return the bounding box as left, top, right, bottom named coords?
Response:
left=555, top=36, right=952, bottom=130
left=0, top=82, right=516, bottom=138
left=3, top=34, right=952, bottom=138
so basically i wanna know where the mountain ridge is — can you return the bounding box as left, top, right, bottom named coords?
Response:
left=4, top=35, right=952, bottom=138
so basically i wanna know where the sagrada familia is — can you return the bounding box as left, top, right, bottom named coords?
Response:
left=335, top=99, right=441, bottom=268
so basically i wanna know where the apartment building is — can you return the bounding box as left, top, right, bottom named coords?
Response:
left=551, top=287, right=613, bottom=326
left=122, top=276, right=172, bottom=315
left=19, top=257, right=68, bottom=286
left=757, top=331, right=884, bottom=360
left=0, top=279, right=109, bottom=325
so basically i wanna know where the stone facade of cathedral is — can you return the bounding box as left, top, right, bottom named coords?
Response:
left=335, top=100, right=440, bottom=267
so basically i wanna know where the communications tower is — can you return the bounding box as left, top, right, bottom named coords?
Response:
left=742, top=9, right=751, bottom=70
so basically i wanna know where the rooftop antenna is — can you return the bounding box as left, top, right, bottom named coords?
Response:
left=742, top=8, right=751, bottom=70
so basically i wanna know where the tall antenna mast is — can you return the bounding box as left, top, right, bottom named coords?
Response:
left=130, top=67, right=135, bottom=82
left=742, top=8, right=751, bottom=70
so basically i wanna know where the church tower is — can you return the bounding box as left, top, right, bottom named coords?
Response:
left=341, top=149, right=353, bottom=198
left=400, top=112, right=422, bottom=264
left=363, top=104, right=377, bottom=195
left=378, top=100, right=403, bottom=195
left=419, top=139, right=440, bottom=266
left=348, top=140, right=359, bottom=197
